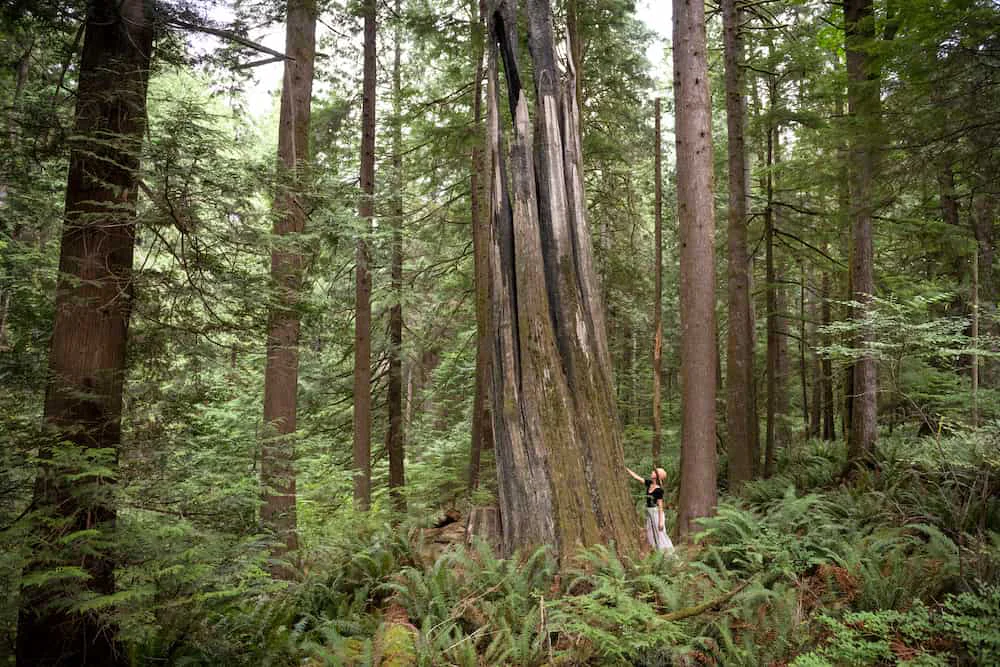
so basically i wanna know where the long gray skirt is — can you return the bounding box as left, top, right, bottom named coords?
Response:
left=645, top=506, right=675, bottom=552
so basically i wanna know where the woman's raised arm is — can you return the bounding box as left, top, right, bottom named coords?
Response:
left=625, top=466, right=645, bottom=482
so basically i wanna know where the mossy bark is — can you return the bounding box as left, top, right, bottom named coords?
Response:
left=485, top=0, right=642, bottom=561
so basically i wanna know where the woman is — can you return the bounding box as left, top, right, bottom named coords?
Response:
left=626, top=465, right=675, bottom=552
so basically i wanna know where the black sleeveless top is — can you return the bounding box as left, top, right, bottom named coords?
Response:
left=645, top=479, right=664, bottom=508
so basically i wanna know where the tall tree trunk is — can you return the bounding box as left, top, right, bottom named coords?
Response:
left=485, top=0, right=641, bottom=559
left=764, top=119, right=780, bottom=478
left=354, top=0, right=376, bottom=510
left=673, top=0, right=718, bottom=535
left=469, top=0, right=493, bottom=493
left=722, top=0, right=754, bottom=490
left=652, top=97, right=664, bottom=465
left=261, top=0, right=316, bottom=571
left=16, top=1, right=151, bottom=663
left=387, top=0, right=406, bottom=512
left=845, top=0, right=879, bottom=465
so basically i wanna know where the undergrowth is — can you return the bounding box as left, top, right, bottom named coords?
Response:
left=10, top=431, right=994, bottom=665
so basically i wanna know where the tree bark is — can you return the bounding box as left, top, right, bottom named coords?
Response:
left=484, top=0, right=641, bottom=560
left=469, top=0, right=494, bottom=493
left=566, top=0, right=583, bottom=135
left=261, top=0, right=316, bottom=571
left=799, top=265, right=809, bottom=435
left=971, top=247, right=979, bottom=427
left=763, top=116, right=783, bottom=478
left=821, top=263, right=836, bottom=440
left=16, top=1, right=151, bottom=663
left=722, top=0, right=754, bottom=491
left=652, top=97, right=664, bottom=465
left=354, top=0, right=376, bottom=510
left=673, top=0, right=718, bottom=535
left=845, top=0, right=879, bottom=465
left=387, top=0, right=406, bottom=513
left=622, top=319, right=634, bottom=423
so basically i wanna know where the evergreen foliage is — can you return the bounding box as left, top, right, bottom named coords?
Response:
left=1, top=0, right=998, bottom=662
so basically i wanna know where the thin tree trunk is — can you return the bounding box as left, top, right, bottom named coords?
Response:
left=469, top=0, right=493, bottom=493
left=971, top=192, right=996, bottom=388
left=622, top=318, right=634, bottom=423
left=652, top=97, right=664, bottom=465
left=261, top=0, right=316, bottom=571
left=764, top=119, right=779, bottom=478
left=387, top=0, right=405, bottom=513
left=354, top=0, right=376, bottom=510
left=722, top=0, right=754, bottom=490
left=845, top=0, right=878, bottom=465
left=485, top=0, right=641, bottom=559
left=821, top=263, right=836, bottom=440
left=16, top=1, right=151, bottom=662
left=673, top=0, right=718, bottom=535
left=971, top=247, right=979, bottom=427
left=0, top=40, right=33, bottom=351
left=800, top=265, right=809, bottom=435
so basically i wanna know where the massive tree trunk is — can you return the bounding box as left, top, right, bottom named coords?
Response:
left=484, top=0, right=641, bottom=559
left=354, top=0, right=376, bottom=510
left=261, top=0, right=316, bottom=571
left=469, top=0, right=494, bottom=493
left=845, top=0, right=879, bottom=465
left=722, top=0, right=754, bottom=490
left=16, top=1, right=151, bottom=663
left=387, top=0, right=405, bottom=512
left=652, top=97, right=664, bottom=465
left=673, top=0, right=718, bottom=536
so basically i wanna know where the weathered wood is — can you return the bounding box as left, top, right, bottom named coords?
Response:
left=466, top=506, right=502, bottom=552
left=485, top=0, right=642, bottom=560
